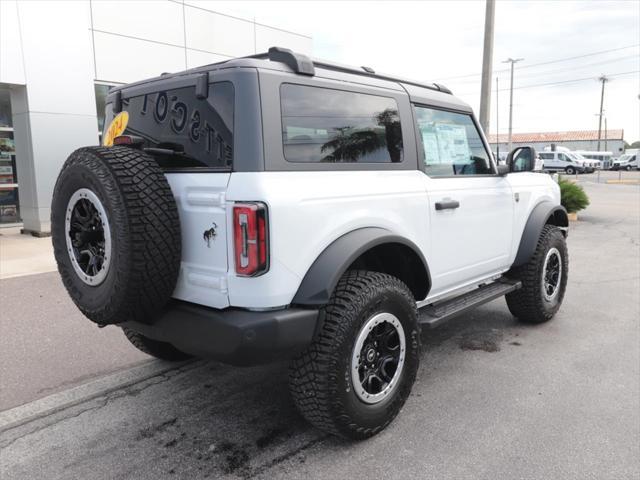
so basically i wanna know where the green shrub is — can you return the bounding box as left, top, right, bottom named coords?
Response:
left=558, top=178, right=590, bottom=213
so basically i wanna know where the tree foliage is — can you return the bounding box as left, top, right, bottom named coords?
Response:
left=320, top=108, right=401, bottom=162
left=558, top=178, right=590, bottom=213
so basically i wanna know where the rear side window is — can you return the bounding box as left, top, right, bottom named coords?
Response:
left=280, top=84, right=403, bottom=163
left=539, top=153, right=553, bottom=159
left=414, top=106, right=493, bottom=176
left=113, top=81, right=234, bottom=170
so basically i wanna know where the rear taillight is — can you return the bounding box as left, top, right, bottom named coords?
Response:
left=113, top=135, right=145, bottom=147
left=233, top=202, right=269, bottom=276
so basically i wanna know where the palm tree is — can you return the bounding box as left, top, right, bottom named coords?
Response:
left=376, top=108, right=402, bottom=163
left=320, top=108, right=402, bottom=163
left=320, top=127, right=382, bottom=162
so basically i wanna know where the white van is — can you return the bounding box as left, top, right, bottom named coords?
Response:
left=611, top=152, right=639, bottom=171
left=575, top=150, right=611, bottom=169
left=539, top=151, right=587, bottom=174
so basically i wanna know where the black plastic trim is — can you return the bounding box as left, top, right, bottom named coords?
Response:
left=121, top=301, right=318, bottom=366
left=112, top=91, right=122, bottom=113
left=292, top=227, right=431, bottom=306
left=411, top=103, right=498, bottom=177
left=419, top=278, right=521, bottom=328
left=195, top=72, right=209, bottom=99
left=268, top=47, right=315, bottom=76
left=512, top=202, right=568, bottom=267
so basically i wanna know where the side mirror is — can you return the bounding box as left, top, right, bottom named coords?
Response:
left=507, top=146, right=537, bottom=173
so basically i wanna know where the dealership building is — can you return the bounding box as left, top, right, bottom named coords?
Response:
left=0, top=0, right=312, bottom=234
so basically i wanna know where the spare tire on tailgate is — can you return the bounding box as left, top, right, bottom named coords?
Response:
left=51, top=146, right=181, bottom=325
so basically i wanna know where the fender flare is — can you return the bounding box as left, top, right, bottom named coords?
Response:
left=292, top=227, right=431, bottom=306
left=512, top=201, right=568, bottom=267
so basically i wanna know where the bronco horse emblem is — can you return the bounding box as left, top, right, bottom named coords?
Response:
left=203, top=223, right=218, bottom=247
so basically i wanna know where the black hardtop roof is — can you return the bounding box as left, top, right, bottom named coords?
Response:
left=109, top=47, right=470, bottom=112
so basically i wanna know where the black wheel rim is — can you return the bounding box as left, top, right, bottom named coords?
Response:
left=65, top=189, right=111, bottom=285
left=542, top=247, right=562, bottom=301
left=351, top=313, right=406, bottom=404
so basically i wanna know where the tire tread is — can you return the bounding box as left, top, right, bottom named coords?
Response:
left=289, top=270, right=419, bottom=439
left=51, top=146, right=181, bottom=325
left=506, top=224, right=568, bottom=323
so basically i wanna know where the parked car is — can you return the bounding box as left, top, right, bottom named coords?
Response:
left=50, top=47, right=569, bottom=440
left=539, top=151, right=587, bottom=174
left=611, top=153, right=639, bottom=170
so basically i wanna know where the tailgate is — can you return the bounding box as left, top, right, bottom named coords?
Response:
left=166, top=172, right=231, bottom=309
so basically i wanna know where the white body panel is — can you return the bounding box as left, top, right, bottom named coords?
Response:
left=507, top=172, right=561, bottom=265
left=166, top=173, right=231, bottom=309
left=423, top=176, right=513, bottom=298
left=226, top=170, right=430, bottom=308
left=166, top=169, right=560, bottom=310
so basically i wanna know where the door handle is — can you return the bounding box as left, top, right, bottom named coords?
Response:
left=435, top=199, right=460, bottom=211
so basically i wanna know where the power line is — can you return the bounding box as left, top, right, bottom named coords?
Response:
left=448, top=54, right=638, bottom=85
left=513, top=71, right=636, bottom=91
left=435, top=44, right=640, bottom=81
left=457, top=70, right=639, bottom=95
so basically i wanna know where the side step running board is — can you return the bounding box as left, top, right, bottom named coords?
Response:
left=418, top=278, right=522, bottom=329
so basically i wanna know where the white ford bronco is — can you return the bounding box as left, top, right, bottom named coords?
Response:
left=51, top=47, right=568, bottom=440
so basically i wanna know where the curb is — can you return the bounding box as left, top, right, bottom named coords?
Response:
left=0, top=359, right=195, bottom=434
left=605, top=180, right=640, bottom=185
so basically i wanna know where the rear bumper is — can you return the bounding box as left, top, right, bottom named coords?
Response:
left=121, top=301, right=318, bottom=366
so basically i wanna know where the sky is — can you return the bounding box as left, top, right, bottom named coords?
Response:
left=209, top=0, right=639, bottom=143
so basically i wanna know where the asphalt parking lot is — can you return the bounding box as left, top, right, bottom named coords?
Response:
left=1, top=180, right=638, bottom=480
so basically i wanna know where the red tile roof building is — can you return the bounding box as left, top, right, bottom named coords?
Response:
left=488, top=129, right=624, bottom=144
left=488, top=129, right=626, bottom=156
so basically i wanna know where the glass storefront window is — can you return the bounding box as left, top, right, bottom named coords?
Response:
left=0, top=87, right=20, bottom=223
left=0, top=89, right=12, bottom=128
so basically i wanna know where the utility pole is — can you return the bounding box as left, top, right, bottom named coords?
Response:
left=503, top=57, right=524, bottom=152
left=495, top=76, right=499, bottom=160
left=596, top=75, right=609, bottom=151
left=478, top=0, right=495, bottom=135
left=604, top=116, right=608, bottom=151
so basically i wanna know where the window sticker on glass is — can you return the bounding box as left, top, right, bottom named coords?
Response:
left=435, top=123, right=470, bottom=165
left=421, top=127, right=441, bottom=164
left=414, top=106, right=492, bottom=176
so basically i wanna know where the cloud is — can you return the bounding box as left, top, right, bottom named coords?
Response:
left=206, top=0, right=639, bottom=142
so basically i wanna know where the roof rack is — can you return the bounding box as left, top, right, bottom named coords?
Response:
left=246, top=47, right=452, bottom=95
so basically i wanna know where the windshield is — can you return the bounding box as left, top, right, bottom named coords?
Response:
left=618, top=154, right=631, bottom=162
left=567, top=152, right=583, bottom=162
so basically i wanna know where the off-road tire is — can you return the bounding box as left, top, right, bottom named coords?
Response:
left=51, top=146, right=181, bottom=325
left=289, top=270, right=420, bottom=440
left=506, top=225, right=568, bottom=323
left=122, top=327, right=192, bottom=361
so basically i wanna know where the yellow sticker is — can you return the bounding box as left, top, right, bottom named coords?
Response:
left=103, top=111, right=129, bottom=147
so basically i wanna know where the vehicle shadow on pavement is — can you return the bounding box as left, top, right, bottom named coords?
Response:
left=2, top=303, right=527, bottom=480
left=121, top=305, right=524, bottom=479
